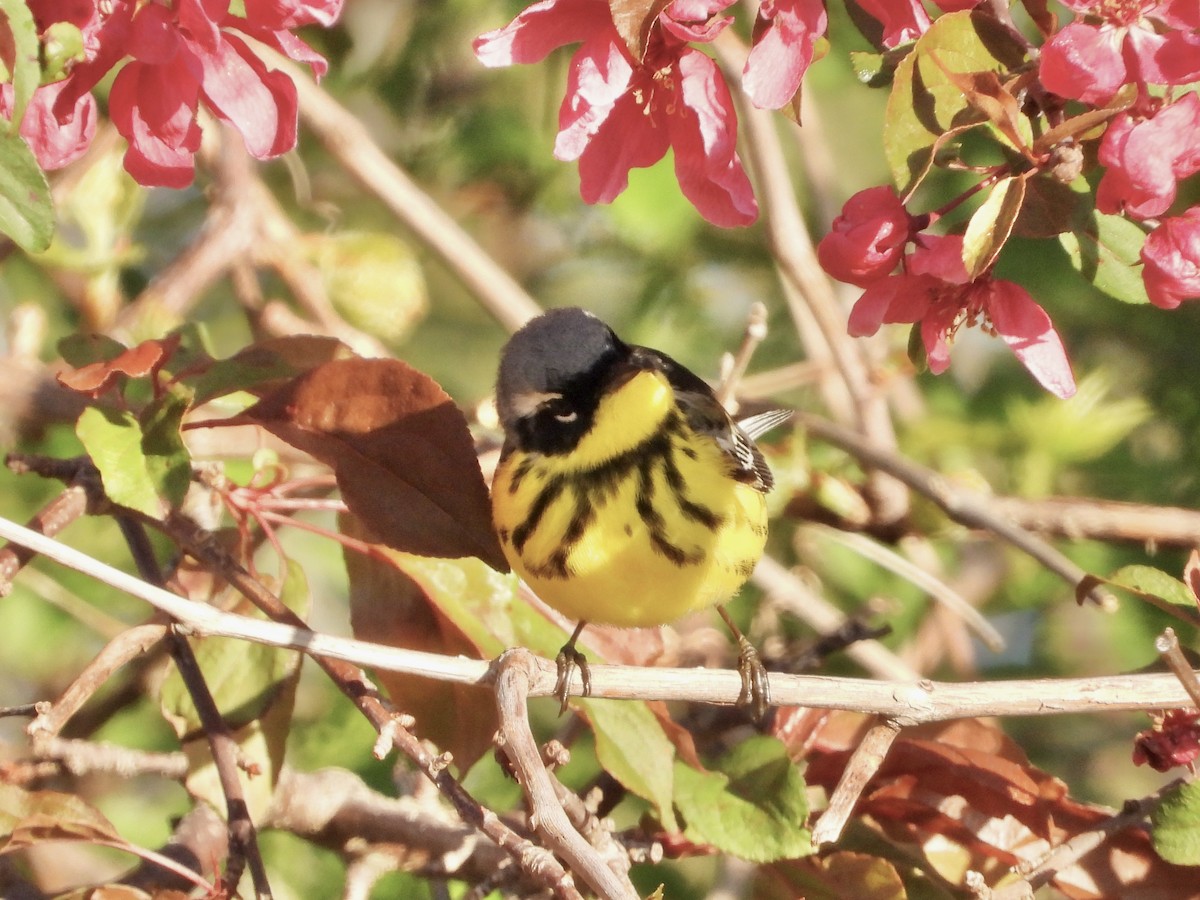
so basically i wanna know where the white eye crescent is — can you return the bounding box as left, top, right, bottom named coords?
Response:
left=554, top=409, right=578, bottom=423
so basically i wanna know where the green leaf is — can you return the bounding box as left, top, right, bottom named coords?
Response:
left=1106, top=565, right=1199, bottom=612
left=0, top=127, right=53, bottom=252
left=76, top=407, right=163, bottom=517
left=962, top=175, right=1025, bottom=279
left=58, top=333, right=129, bottom=368
left=1151, top=780, right=1200, bottom=865
left=160, top=562, right=309, bottom=736
left=849, top=50, right=894, bottom=88
left=585, top=699, right=678, bottom=833
left=141, top=388, right=193, bottom=511
left=674, top=735, right=811, bottom=862
left=1058, top=212, right=1149, bottom=304
left=0, top=0, right=40, bottom=129
left=884, top=11, right=1028, bottom=194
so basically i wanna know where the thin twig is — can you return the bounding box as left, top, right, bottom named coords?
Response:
left=117, top=514, right=273, bottom=900
left=796, top=413, right=1116, bottom=608
left=714, top=33, right=909, bottom=526
left=753, top=555, right=921, bottom=681
left=803, top=523, right=1006, bottom=652
left=28, top=735, right=188, bottom=780
left=991, top=779, right=1185, bottom=899
left=812, top=718, right=903, bottom=847
left=28, top=622, right=168, bottom=739
left=0, top=483, right=89, bottom=595
left=1156, top=628, right=1200, bottom=709
left=990, top=494, right=1200, bottom=549
left=716, top=301, right=769, bottom=411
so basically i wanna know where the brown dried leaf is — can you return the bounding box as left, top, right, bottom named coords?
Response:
left=608, top=0, right=670, bottom=60
left=0, top=782, right=123, bottom=850
left=56, top=334, right=181, bottom=398
left=238, top=358, right=508, bottom=572
left=342, top=513, right=497, bottom=771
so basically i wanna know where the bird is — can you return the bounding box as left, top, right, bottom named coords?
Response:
left=490, top=307, right=789, bottom=718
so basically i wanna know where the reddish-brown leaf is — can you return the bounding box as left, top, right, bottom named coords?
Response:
left=804, top=715, right=1200, bottom=897
left=926, top=57, right=1029, bottom=153
left=238, top=357, right=508, bottom=572
left=342, top=514, right=497, bottom=771
left=608, top=0, right=670, bottom=60
left=56, top=334, right=181, bottom=398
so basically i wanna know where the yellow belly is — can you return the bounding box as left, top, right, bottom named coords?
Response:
left=491, top=371, right=768, bottom=628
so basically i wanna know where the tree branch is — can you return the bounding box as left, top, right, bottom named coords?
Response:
left=2, top=514, right=1195, bottom=723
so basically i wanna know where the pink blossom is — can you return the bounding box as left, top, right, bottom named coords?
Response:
left=475, top=0, right=758, bottom=227
left=742, top=0, right=827, bottom=110
left=1040, top=0, right=1200, bottom=104
left=848, top=235, right=1076, bottom=397
left=35, top=0, right=340, bottom=187
left=817, top=186, right=917, bottom=286
left=0, top=80, right=96, bottom=170
left=1132, top=709, right=1200, bottom=772
left=1141, top=209, right=1200, bottom=309
left=1096, top=94, right=1200, bottom=220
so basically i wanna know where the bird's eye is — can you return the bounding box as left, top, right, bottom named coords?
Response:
left=544, top=398, right=577, bottom=423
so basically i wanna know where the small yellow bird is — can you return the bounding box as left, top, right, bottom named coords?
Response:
left=491, top=307, right=788, bottom=717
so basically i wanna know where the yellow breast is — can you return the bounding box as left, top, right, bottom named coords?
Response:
left=492, top=370, right=768, bottom=628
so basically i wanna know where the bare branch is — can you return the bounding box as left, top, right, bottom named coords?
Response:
left=492, top=648, right=628, bottom=899
left=2, top=515, right=1196, bottom=724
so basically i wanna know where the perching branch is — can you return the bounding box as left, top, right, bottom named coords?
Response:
left=2, top=514, right=1196, bottom=723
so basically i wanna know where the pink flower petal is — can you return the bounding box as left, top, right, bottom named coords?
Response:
left=817, top=186, right=913, bottom=286
left=742, top=0, right=826, bottom=110
left=242, top=0, right=344, bottom=29
left=474, top=0, right=613, bottom=67
left=2, top=80, right=96, bottom=170
left=554, top=34, right=636, bottom=162
left=986, top=280, right=1076, bottom=398
left=198, top=33, right=298, bottom=159
left=668, top=48, right=757, bottom=226
left=854, top=0, right=931, bottom=48
left=575, top=86, right=670, bottom=203
left=110, top=61, right=201, bottom=187
left=1039, top=21, right=1127, bottom=104
left=910, top=234, right=969, bottom=284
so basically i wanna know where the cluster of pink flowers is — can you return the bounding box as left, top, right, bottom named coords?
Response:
left=5, top=0, right=342, bottom=187
left=9, top=0, right=1200, bottom=397
left=819, top=187, right=1076, bottom=399
left=473, top=0, right=1200, bottom=396
left=1039, top=0, right=1200, bottom=312
left=474, top=0, right=831, bottom=227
